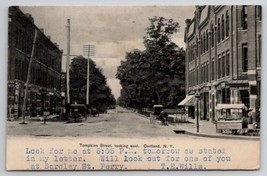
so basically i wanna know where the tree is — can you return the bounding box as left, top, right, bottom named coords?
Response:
left=116, top=16, right=185, bottom=110
left=69, top=56, right=116, bottom=110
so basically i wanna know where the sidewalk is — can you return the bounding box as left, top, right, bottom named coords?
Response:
left=137, top=112, right=260, bottom=140
left=171, top=115, right=260, bottom=140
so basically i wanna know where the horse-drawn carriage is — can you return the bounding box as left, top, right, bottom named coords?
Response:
left=215, top=104, right=258, bottom=135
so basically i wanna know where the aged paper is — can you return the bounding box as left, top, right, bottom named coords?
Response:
left=6, top=5, right=261, bottom=171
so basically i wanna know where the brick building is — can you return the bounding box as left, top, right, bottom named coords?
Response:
left=181, top=6, right=261, bottom=122
left=8, top=6, right=63, bottom=118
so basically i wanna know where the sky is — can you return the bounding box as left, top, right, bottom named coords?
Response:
left=20, top=6, right=195, bottom=99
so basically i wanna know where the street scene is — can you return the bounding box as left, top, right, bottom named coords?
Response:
left=6, top=5, right=261, bottom=171
left=7, top=5, right=261, bottom=137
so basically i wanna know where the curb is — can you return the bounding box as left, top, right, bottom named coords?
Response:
left=137, top=112, right=260, bottom=140
left=173, top=130, right=260, bottom=141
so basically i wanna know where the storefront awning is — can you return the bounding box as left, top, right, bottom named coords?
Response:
left=215, top=104, right=247, bottom=110
left=225, top=80, right=249, bottom=87
left=178, top=95, right=195, bottom=106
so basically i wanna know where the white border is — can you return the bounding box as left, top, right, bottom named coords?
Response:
left=0, top=1, right=266, bottom=176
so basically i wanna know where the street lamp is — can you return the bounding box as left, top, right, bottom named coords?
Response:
left=195, top=89, right=200, bottom=133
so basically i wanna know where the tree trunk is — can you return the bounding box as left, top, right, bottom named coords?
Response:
left=156, top=91, right=164, bottom=105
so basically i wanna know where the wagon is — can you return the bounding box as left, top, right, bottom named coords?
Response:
left=215, top=104, right=251, bottom=134
left=69, top=104, right=87, bottom=122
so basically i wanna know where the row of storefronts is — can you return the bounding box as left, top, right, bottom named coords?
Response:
left=181, top=6, right=261, bottom=124
left=8, top=7, right=63, bottom=119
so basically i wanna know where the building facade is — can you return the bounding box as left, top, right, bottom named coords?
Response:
left=183, top=6, right=261, bottom=122
left=8, top=6, right=63, bottom=118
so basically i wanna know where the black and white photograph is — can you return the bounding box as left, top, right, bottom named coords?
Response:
left=6, top=5, right=261, bottom=171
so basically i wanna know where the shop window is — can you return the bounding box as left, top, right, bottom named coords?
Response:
left=239, top=90, right=250, bottom=108
left=250, top=85, right=257, bottom=95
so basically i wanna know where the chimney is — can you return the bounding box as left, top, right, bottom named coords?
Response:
left=25, top=13, right=34, bottom=23
left=47, top=35, right=51, bottom=40
left=185, top=19, right=191, bottom=26
left=40, top=28, right=44, bottom=33
left=54, top=42, right=59, bottom=48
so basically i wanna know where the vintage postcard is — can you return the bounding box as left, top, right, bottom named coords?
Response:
left=6, top=5, right=261, bottom=170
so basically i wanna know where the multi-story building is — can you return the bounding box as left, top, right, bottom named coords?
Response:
left=182, top=5, right=261, bottom=122
left=8, top=6, right=63, bottom=118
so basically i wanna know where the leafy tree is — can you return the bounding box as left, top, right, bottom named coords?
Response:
left=116, top=16, right=185, bottom=110
left=69, top=56, right=116, bottom=110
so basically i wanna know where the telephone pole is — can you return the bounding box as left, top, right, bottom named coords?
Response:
left=20, top=29, right=38, bottom=124
left=66, top=19, right=71, bottom=105
left=83, top=45, right=95, bottom=107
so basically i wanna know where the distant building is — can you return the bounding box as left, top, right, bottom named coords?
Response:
left=8, top=6, right=63, bottom=118
left=182, top=6, right=261, bottom=121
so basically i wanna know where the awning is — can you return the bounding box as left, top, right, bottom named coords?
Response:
left=225, top=80, right=249, bottom=87
left=215, top=104, right=247, bottom=110
left=178, top=95, right=195, bottom=106
left=153, top=105, right=163, bottom=108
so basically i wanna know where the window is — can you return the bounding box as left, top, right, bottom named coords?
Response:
left=206, top=29, right=209, bottom=51
left=211, top=59, right=215, bottom=80
left=196, top=66, right=199, bottom=84
left=217, top=18, right=221, bottom=43
left=193, top=43, right=195, bottom=60
left=226, top=52, right=230, bottom=76
left=201, top=64, right=205, bottom=83
left=257, top=6, right=262, bottom=20
left=241, top=6, right=248, bottom=30
left=242, top=43, right=248, bottom=72
left=193, top=69, right=195, bottom=86
left=226, top=88, right=230, bottom=104
left=258, top=35, right=261, bottom=66
left=200, top=35, right=203, bottom=54
left=203, top=32, right=206, bottom=52
left=221, top=15, right=225, bottom=40
left=211, top=24, right=214, bottom=47
left=206, top=62, right=209, bottom=82
left=196, top=39, right=199, bottom=57
left=188, top=47, right=190, bottom=62
left=226, top=11, right=230, bottom=37
left=222, top=54, right=225, bottom=77
left=218, top=55, right=221, bottom=78
left=250, top=85, right=257, bottom=95
left=189, top=70, right=192, bottom=86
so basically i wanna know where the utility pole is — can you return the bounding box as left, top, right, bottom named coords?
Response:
left=83, top=45, right=95, bottom=107
left=20, top=29, right=38, bottom=124
left=66, top=19, right=71, bottom=105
